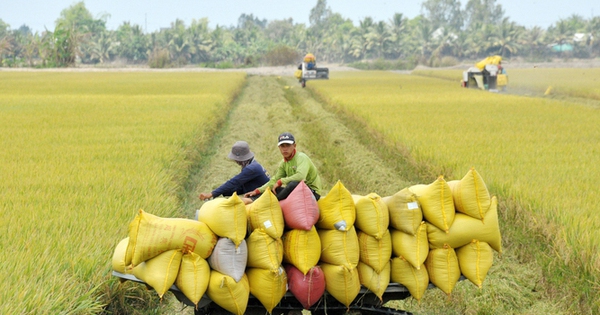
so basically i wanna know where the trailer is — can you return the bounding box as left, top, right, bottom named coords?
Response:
left=112, top=270, right=422, bottom=314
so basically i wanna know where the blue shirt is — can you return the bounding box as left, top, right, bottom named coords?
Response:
left=212, top=159, right=270, bottom=197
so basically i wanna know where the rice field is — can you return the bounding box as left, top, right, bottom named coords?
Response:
left=0, top=71, right=246, bottom=314
left=310, top=71, right=600, bottom=283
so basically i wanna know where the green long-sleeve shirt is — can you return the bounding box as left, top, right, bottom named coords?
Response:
left=258, top=151, right=322, bottom=195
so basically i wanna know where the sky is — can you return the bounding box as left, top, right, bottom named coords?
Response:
left=1, top=0, right=598, bottom=34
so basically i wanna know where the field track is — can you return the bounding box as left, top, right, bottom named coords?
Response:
left=187, top=74, right=415, bottom=216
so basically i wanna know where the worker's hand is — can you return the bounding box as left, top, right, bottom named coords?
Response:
left=271, top=180, right=283, bottom=194
left=199, top=192, right=213, bottom=200
left=244, top=189, right=260, bottom=198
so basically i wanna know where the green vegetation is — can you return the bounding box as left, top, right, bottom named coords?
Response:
left=1, top=0, right=600, bottom=68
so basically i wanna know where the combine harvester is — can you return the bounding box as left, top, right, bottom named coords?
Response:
left=295, top=53, right=329, bottom=88
left=461, top=55, right=508, bottom=92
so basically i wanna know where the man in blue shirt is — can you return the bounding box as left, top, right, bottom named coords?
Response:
left=199, top=141, right=270, bottom=201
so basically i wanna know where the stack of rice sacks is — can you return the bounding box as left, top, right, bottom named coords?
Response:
left=353, top=191, right=392, bottom=301
left=315, top=181, right=360, bottom=309
left=420, top=168, right=502, bottom=294
left=112, top=206, right=220, bottom=310
left=197, top=193, right=251, bottom=315
left=245, top=189, right=288, bottom=314
left=111, top=168, right=502, bottom=310
left=384, top=188, right=429, bottom=301
left=278, top=181, right=324, bottom=310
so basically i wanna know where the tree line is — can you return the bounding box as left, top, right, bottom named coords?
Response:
left=1, top=0, right=599, bottom=69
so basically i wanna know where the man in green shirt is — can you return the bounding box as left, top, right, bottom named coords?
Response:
left=245, top=132, right=322, bottom=201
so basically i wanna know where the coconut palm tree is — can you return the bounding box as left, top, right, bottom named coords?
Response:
left=522, top=26, right=546, bottom=59
left=115, top=22, right=149, bottom=62
left=187, top=18, right=213, bottom=63
left=491, top=17, right=524, bottom=58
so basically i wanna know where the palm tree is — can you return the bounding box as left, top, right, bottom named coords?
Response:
left=412, top=16, right=435, bottom=63
left=370, top=21, right=393, bottom=59
left=464, top=21, right=496, bottom=59
left=355, top=17, right=375, bottom=60
left=23, top=32, right=40, bottom=67
left=89, top=30, right=117, bottom=63
left=165, top=19, right=190, bottom=65
left=586, top=17, right=600, bottom=57
left=388, top=13, right=408, bottom=59
left=491, top=17, right=524, bottom=58
left=187, top=18, right=213, bottom=63
left=522, top=26, right=546, bottom=59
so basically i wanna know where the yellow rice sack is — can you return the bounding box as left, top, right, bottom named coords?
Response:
left=317, top=180, right=356, bottom=231
left=247, top=267, right=288, bottom=313
left=132, top=249, right=183, bottom=298
left=207, top=271, right=249, bottom=315
left=320, top=263, right=360, bottom=307
left=383, top=188, right=423, bottom=235
left=427, top=196, right=502, bottom=254
left=409, top=176, right=455, bottom=233
left=390, top=256, right=429, bottom=301
left=246, top=229, right=284, bottom=271
left=353, top=193, right=389, bottom=239
left=246, top=188, right=285, bottom=240
left=176, top=252, right=210, bottom=307
left=456, top=240, right=494, bottom=288
left=318, top=226, right=359, bottom=269
left=126, top=210, right=217, bottom=267
left=207, top=238, right=247, bottom=282
left=425, top=245, right=461, bottom=296
left=357, top=261, right=390, bottom=300
left=197, top=193, right=247, bottom=247
left=390, top=222, right=428, bottom=270
left=294, top=69, right=303, bottom=79
left=357, top=230, right=392, bottom=273
left=447, top=168, right=491, bottom=221
left=282, top=226, right=321, bottom=275
left=112, top=237, right=129, bottom=273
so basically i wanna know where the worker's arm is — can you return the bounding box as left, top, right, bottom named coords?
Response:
left=210, top=166, right=258, bottom=198
left=246, top=162, right=285, bottom=196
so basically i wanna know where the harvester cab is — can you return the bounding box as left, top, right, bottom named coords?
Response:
left=461, top=55, right=508, bottom=92
left=294, top=53, right=329, bottom=88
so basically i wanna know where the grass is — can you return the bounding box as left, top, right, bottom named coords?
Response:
left=0, top=71, right=246, bottom=314
left=308, top=70, right=600, bottom=313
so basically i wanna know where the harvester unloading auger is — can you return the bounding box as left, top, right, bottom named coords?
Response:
left=461, top=55, right=508, bottom=92
left=295, top=53, right=329, bottom=88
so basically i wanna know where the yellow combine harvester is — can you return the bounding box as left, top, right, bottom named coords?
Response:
left=461, top=55, right=508, bottom=92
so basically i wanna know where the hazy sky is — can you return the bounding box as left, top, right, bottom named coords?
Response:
left=1, top=0, right=598, bottom=33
